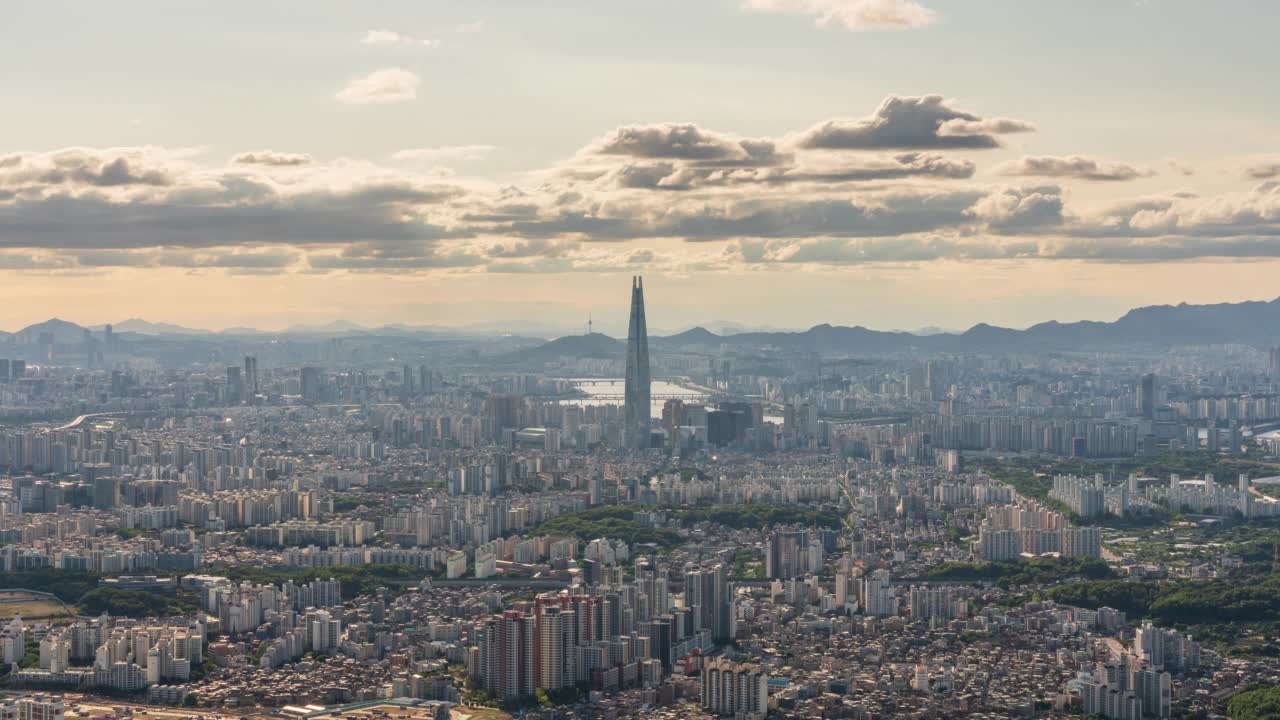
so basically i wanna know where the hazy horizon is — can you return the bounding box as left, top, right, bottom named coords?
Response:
left=5, top=289, right=1278, bottom=339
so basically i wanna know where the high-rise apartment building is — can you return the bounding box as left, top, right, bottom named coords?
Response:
left=764, top=530, right=808, bottom=579
left=701, top=658, right=768, bottom=718
left=480, top=610, right=536, bottom=702
left=1134, top=621, right=1200, bottom=673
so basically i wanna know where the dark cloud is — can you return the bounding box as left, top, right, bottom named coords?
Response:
left=795, top=95, right=1033, bottom=151
left=0, top=178, right=460, bottom=250
left=591, top=124, right=788, bottom=166
left=232, top=151, right=314, bottom=167
left=1, top=151, right=173, bottom=189
left=600, top=152, right=973, bottom=190
left=1244, top=158, right=1280, bottom=180
left=997, top=155, right=1151, bottom=181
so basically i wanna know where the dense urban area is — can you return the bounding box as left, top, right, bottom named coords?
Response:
left=4, top=283, right=1280, bottom=720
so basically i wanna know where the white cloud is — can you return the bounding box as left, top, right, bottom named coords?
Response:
left=362, top=30, right=437, bottom=48
left=743, top=0, right=936, bottom=31
left=392, top=145, right=498, bottom=162
left=452, top=20, right=485, bottom=33
left=362, top=30, right=413, bottom=46
left=335, top=68, right=420, bottom=105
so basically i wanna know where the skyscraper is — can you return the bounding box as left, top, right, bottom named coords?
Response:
left=225, top=366, right=243, bottom=405
left=243, top=355, right=259, bottom=399
left=300, top=366, right=322, bottom=403
left=1138, top=373, right=1156, bottom=419
left=624, top=276, right=651, bottom=450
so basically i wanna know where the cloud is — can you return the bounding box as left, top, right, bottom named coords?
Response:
left=306, top=242, right=485, bottom=272
left=723, top=234, right=1280, bottom=266
left=729, top=236, right=1036, bottom=265
left=0, top=148, right=178, bottom=194
left=743, top=0, right=936, bottom=31
left=485, top=239, right=580, bottom=259
left=0, top=151, right=463, bottom=254
left=588, top=124, right=787, bottom=166
left=795, top=95, right=1033, bottom=151
left=1243, top=157, right=1280, bottom=180
left=362, top=30, right=413, bottom=46
left=362, top=30, right=437, bottom=48
left=232, top=151, right=313, bottom=167
left=452, top=20, right=485, bottom=33
left=335, top=68, right=420, bottom=105
left=564, top=112, right=992, bottom=192
left=967, top=185, right=1065, bottom=231
left=477, top=187, right=985, bottom=242
left=73, top=248, right=300, bottom=269
left=599, top=152, right=973, bottom=190
left=11, top=95, right=1280, bottom=277
left=392, top=145, right=497, bottom=162
left=1166, top=159, right=1194, bottom=176
left=1076, top=181, right=1280, bottom=238
left=996, top=155, right=1152, bottom=182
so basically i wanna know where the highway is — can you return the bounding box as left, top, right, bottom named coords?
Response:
left=56, top=412, right=128, bottom=431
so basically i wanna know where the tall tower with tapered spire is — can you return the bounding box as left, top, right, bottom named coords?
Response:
left=624, top=276, right=651, bottom=450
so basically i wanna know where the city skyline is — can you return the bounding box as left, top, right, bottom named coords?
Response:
left=3, top=290, right=1280, bottom=344
left=5, top=3, right=1280, bottom=719
left=4, top=1, right=1280, bottom=330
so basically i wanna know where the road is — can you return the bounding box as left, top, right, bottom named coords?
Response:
left=56, top=412, right=128, bottom=431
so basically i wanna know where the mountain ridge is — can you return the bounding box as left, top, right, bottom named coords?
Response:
left=3, top=296, right=1278, bottom=353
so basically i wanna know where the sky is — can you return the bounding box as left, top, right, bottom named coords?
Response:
left=3, top=0, right=1280, bottom=335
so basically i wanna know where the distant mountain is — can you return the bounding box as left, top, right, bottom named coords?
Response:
left=659, top=327, right=722, bottom=348
left=511, top=332, right=625, bottom=363
left=8, top=296, right=1280, bottom=356
left=283, top=320, right=369, bottom=334
left=103, top=318, right=209, bottom=335
left=520, top=297, right=1280, bottom=360
left=16, top=318, right=88, bottom=343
